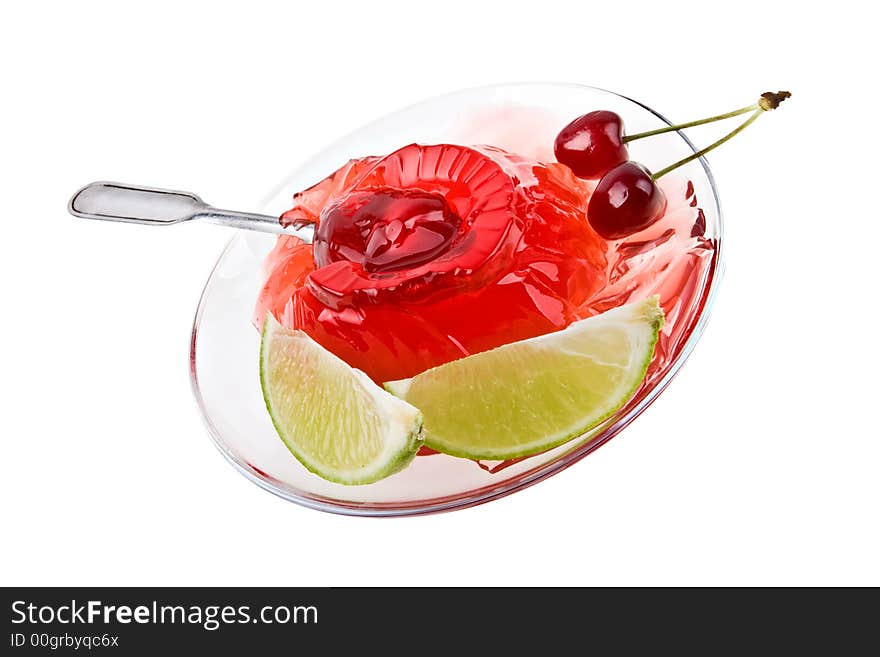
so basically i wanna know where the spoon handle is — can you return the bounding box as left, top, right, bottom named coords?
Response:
left=68, top=181, right=303, bottom=237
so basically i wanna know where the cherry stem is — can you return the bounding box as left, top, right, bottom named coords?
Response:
left=623, top=104, right=758, bottom=143
left=652, top=109, right=764, bottom=180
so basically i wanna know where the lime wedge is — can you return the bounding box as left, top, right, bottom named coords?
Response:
left=384, top=297, right=664, bottom=460
left=260, top=315, right=423, bottom=485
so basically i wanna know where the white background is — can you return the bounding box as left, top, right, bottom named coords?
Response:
left=2, top=1, right=877, bottom=586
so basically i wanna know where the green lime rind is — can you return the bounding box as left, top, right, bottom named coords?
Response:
left=260, top=315, right=423, bottom=485
left=384, top=296, right=664, bottom=461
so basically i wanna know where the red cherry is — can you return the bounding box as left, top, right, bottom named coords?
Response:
left=587, top=162, right=667, bottom=240
left=554, top=110, right=628, bottom=179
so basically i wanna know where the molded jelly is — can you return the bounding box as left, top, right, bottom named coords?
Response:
left=255, top=143, right=714, bottom=387
left=255, top=143, right=607, bottom=383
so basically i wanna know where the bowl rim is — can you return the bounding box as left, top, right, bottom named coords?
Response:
left=189, top=82, right=724, bottom=517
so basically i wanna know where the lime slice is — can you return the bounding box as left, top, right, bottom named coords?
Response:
left=384, top=296, right=664, bottom=460
left=260, top=315, right=423, bottom=485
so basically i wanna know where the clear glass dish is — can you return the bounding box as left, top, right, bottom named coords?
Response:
left=190, top=83, right=723, bottom=516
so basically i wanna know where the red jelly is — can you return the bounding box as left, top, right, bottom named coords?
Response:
left=254, top=143, right=607, bottom=383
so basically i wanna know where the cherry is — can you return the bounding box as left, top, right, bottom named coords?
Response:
left=556, top=91, right=792, bottom=182
left=588, top=162, right=667, bottom=240
left=554, top=111, right=628, bottom=179
left=585, top=90, right=791, bottom=239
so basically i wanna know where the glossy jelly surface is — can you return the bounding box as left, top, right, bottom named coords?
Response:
left=255, top=143, right=609, bottom=383
left=255, top=142, right=713, bottom=392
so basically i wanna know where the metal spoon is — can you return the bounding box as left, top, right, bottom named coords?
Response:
left=68, top=181, right=314, bottom=242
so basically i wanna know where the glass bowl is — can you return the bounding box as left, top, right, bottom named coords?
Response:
left=190, top=83, right=723, bottom=516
